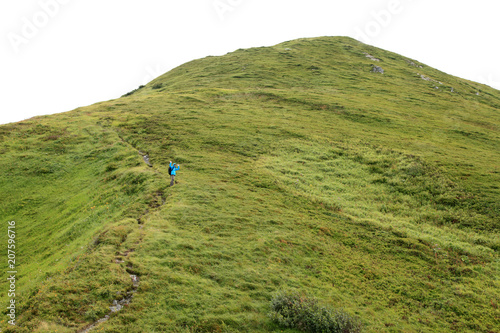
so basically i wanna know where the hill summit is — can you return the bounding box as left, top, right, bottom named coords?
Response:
left=0, top=36, right=498, bottom=332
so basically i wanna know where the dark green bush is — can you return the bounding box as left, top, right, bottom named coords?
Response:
left=269, top=291, right=362, bottom=333
left=122, top=85, right=145, bottom=97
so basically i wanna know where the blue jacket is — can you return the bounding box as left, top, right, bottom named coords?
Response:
left=169, top=162, right=180, bottom=176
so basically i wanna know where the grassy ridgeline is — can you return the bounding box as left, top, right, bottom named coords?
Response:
left=0, top=37, right=498, bottom=332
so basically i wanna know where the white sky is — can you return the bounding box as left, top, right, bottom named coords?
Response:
left=1, top=0, right=499, bottom=125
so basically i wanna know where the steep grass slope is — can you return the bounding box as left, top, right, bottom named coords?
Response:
left=0, top=37, right=498, bottom=332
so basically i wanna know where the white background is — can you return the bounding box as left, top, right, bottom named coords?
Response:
left=1, top=0, right=499, bottom=125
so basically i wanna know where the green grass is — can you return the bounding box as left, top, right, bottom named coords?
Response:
left=0, top=36, right=498, bottom=332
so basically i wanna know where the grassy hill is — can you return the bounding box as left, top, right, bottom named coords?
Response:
left=0, top=36, right=498, bottom=332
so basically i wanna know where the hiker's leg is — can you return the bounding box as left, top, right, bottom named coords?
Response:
left=170, top=175, right=175, bottom=186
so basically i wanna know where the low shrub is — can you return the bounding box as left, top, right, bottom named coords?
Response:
left=269, top=291, right=362, bottom=333
left=122, top=85, right=145, bottom=97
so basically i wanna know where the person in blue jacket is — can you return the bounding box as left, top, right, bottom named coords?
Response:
left=169, top=161, right=180, bottom=187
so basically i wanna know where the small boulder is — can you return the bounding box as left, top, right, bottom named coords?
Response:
left=364, top=53, right=381, bottom=62
left=371, top=65, right=384, bottom=74
left=407, top=60, right=423, bottom=68
left=143, top=154, right=152, bottom=167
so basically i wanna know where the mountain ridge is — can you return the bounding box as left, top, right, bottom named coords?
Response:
left=0, top=36, right=498, bottom=332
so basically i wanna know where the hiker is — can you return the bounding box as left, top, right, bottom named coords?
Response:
left=169, top=161, right=180, bottom=186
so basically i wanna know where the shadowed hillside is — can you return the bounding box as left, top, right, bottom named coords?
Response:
left=0, top=37, right=498, bottom=332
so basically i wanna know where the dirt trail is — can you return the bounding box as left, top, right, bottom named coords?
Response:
left=77, top=140, right=166, bottom=333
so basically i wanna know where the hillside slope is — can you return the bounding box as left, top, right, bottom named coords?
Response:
left=0, top=37, right=498, bottom=332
